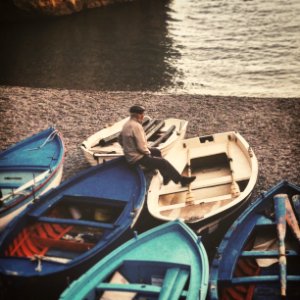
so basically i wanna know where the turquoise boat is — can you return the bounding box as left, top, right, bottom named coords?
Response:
left=0, top=127, right=65, bottom=231
left=60, top=220, right=209, bottom=300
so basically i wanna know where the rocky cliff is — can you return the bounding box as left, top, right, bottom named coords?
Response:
left=13, top=0, right=134, bottom=16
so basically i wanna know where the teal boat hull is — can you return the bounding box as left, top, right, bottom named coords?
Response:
left=0, top=127, right=65, bottom=231
left=60, top=220, right=209, bottom=300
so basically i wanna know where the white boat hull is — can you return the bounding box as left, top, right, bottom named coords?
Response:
left=81, top=117, right=188, bottom=165
left=147, top=131, right=258, bottom=233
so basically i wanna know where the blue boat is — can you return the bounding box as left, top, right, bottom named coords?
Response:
left=210, top=181, right=300, bottom=300
left=0, top=127, right=65, bottom=231
left=0, top=157, right=146, bottom=300
left=60, top=220, right=209, bottom=300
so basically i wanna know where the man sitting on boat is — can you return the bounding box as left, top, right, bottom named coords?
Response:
left=119, top=105, right=196, bottom=186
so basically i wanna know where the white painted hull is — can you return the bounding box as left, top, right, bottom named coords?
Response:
left=81, top=117, right=188, bottom=165
left=147, top=131, right=258, bottom=233
left=0, top=164, right=63, bottom=231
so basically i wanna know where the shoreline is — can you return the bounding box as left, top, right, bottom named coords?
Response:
left=1, top=85, right=299, bottom=200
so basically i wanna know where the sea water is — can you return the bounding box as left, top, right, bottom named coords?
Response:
left=0, top=0, right=299, bottom=97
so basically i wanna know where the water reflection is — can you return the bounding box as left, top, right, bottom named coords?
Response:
left=0, top=0, right=179, bottom=91
left=1, top=0, right=299, bottom=97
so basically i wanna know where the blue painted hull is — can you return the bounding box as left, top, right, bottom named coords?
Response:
left=210, top=181, right=300, bottom=300
left=0, top=127, right=65, bottom=231
left=60, top=220, right=209, bottom=300
left=0, top=157, right=146, bottom=299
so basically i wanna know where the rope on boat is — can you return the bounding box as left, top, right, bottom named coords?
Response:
left=226, top=134, right=240, bottom=198
left=31, top=253, right=71, bottom=272
left=26, top=129, right=59, bottom=151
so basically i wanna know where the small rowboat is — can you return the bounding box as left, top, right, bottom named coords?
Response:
left=147, top=131, right=258, bottom=234
left=81, top=117, right=188, bottom=165
left=0, top=127, right=65, bottom=231
left=60, top=220, right=209, bottom=300
left=0, top=157, right=146, bottom=299
left=209, top=181, right=300, bottom=300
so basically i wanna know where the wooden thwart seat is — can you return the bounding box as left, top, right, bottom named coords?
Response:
left=97, top=283, right=161, bottom=295
left=37, top=216, right=115, bottom=230
left=160, top=174, right=249, bottom=196
left=159, top=194, right=233, bottom=212
left=96, top=267, right=189, bottom=299
left=32, top=234, right=94, bottom=252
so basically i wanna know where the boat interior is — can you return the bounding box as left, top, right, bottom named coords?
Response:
left=91, top=118, right=176, bottom=152
left=2, top=195, right=127, bottom=262
left=96, top=261, right=191, bottom=300
left=218, top=194, right=300, bottom=299
left=158, top=150, right=251, bottom=222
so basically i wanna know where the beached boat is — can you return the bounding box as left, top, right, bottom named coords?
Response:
left=209, top=181, right=300, bottom=300
left=81, top=117, right=188, bottom=165
left=0, top=127, right=65, bottom=232
left=147, top=131, right=258, bottom=234
left=0, top=157, right=146, bottom=300
left=60, top=219, right=209, bottom=300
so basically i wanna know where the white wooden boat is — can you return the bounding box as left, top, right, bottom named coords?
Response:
left=81, top=117, right=188, bottom=165
left=147, top=131, right=258, bottom=234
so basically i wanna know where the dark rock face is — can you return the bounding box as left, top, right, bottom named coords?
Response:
left=13, top=0, right=133, bottom=16
left=0, top=2, right=35, bottom=22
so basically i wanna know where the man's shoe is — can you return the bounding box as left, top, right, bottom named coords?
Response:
left=163, top=177, right=171, bottom=185
left=180, top=176, right=196, bottom=187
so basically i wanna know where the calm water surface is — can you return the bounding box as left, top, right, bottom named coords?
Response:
left=0, top=0, right=299, bottom=97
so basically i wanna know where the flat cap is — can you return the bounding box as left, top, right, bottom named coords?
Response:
left=129, top=105, right=145, bottom=114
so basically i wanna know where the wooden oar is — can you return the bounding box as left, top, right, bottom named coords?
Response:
left=143, top=118, right=157, bottom=134
left=150, top=125, right=176, bottom=147
left=98, top=117, right=151, bottom=146
left=274, top=193, right=287, bottom=298
left=99, top=131, right=120, bottom=147
left=146, top=120, right=165, bottom=140
left=226, top=137, right=240, bottom=197
left=285, top=194, right=300, bottom=245
left=185, top=147, right=195, bottom=204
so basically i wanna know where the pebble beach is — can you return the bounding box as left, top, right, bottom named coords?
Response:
left=1, top=86, right=299, bottom=199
